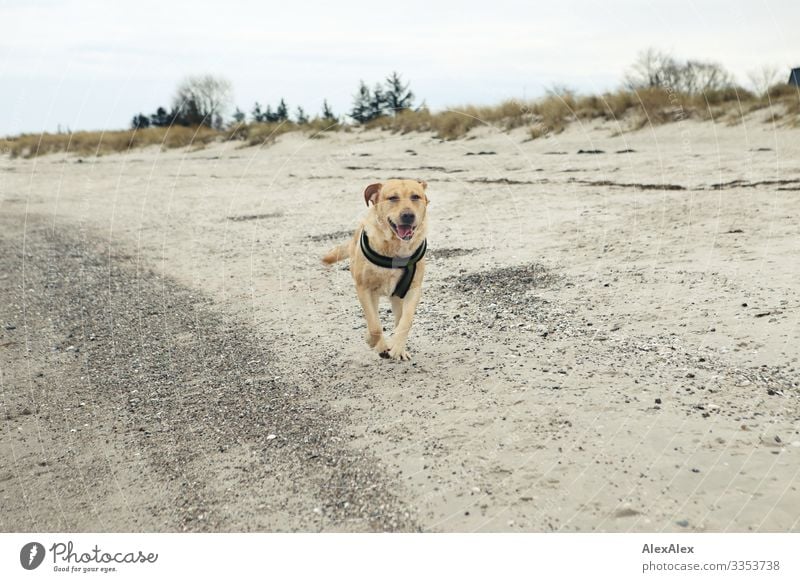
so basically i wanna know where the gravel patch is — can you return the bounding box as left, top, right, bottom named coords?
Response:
left=452, top=263, right=562, bottom=309
left=428, top=247, right=477, bottom=260
left=307, top=230, right=354, bottom=243
left=227, top=212, right=284, bottom=222
left=0, top=215, right=417, bottom=532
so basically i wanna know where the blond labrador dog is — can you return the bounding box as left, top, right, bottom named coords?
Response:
left=323, top=179, right=429, bottom=361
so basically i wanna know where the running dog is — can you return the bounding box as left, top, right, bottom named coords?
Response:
left=322, top=179, right=429, bottom=361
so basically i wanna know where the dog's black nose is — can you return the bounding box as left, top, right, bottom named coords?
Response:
left=399, top=211, right=415, bottom=225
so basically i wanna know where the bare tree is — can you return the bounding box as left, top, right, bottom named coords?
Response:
left=679, top=60, right=734, bottom=93
left=172, top=75, right=233, bottom=128
left=747, top=65, right=782, bottom=96
left=625, top=49, right=734, bottom=94
left=625, top=48, right=680, bottom=89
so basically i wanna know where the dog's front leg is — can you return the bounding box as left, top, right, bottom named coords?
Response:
left=383, top=287, right=421, bottom=361
left=390, top=296, right=404, bottom=328
left=356, top=286, right=387, bottom=353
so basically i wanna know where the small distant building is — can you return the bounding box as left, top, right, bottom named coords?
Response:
left=789, top=68, right=800, bottom=86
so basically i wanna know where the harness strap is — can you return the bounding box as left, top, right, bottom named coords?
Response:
left=359, top=229, right=427, bottom=299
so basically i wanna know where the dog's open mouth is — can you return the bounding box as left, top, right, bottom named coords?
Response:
left=389, top=219, right=415, bottom=241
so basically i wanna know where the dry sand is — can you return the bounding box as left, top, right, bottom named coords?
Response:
left=1, top=115, right=799, bottom=532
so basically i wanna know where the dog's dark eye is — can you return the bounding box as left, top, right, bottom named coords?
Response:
left=411, top=194, right=421, bottom=201
left=388, top=195, right=400, bottom=201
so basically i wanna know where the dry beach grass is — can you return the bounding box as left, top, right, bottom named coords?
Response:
left=2, top=85, right=797, bottom=158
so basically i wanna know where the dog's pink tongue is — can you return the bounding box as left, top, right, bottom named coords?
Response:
left=397, top=225, right=413, bottom=239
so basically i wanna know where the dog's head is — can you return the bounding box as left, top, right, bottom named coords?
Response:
left=364, top=179, right=429, bottom=241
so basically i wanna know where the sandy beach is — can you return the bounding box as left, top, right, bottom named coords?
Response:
left=1, top=116, right=798, bottom=532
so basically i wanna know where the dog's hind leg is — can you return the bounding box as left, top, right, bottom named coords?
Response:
left=356, top=287, right=387, bottom=354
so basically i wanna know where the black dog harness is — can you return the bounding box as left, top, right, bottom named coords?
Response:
left=359, top=229, right=427, bottom=299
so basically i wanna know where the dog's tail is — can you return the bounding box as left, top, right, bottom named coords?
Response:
left=322, top=240, right=352, bottom=265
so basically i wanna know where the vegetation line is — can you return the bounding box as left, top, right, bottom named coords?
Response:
left=2, top=50, right=798, bottom=159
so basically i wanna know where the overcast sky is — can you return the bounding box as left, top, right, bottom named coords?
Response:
left=0, top=0, right=797, bottom=135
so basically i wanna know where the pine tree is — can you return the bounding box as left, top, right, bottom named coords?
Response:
left=251, top=102, right=265, bottom=123
left=322, top=100, right=337, bottom=122
left=350, top=81, right=372, bottom=123
left=295, top=106, right=309, bottom=124
left=131, top=113, right=150, bottom=129
left=232, top=107, right=246, bottom=123
left=264, top=105, right=279, bottom=123
left=276, top=99, right=289, bottom=122
left=369, top=83, right=388, bottom=120
left=177, top=98, right=203, bottom=126
left=384, top=72, right=414, bottom=115
left=150, top=107, right=171, bottom=127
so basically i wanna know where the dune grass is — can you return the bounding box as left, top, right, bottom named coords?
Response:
left=1, top=126, right=220, bottom=159
left=2, top=85, right=797, bottom=158
left=0, top=119, right=341, bottom=159
left=371, top=84, right=798, bottom=140
left=228, top=117, right=340, bottom=146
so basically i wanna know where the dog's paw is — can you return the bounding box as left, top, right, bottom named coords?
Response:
left=373, top=337, right=389, bottom=353
left=380, top=345, right=411, bottom=361
left=366, top=331, right=385, bottom=348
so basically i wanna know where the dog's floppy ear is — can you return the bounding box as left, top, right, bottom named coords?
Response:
left=364, top=182, right=382, bottom=206
left=416, top=179, right=429, bottom=204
